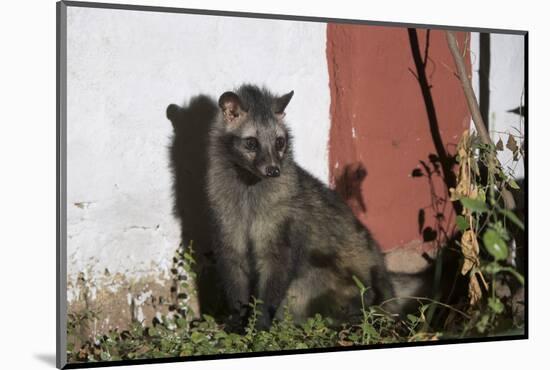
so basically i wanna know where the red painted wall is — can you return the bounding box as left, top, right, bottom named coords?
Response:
left=327, top=25, right=471, bottom=252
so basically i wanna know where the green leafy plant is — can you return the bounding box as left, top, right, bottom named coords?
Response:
left=450, top=130, right=525, bottom=335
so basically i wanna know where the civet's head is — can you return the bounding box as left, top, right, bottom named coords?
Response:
left=217, top=85, right=294, bottom=179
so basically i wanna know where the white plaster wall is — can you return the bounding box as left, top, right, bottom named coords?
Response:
left=470, top=32, right=525, bottom=178
left=66, top=7, right=331, bottom=285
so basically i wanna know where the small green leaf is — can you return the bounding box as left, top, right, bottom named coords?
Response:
left=456, top=215, right=469, bottom=231
left=352, top=275, right=366, bottom=292
left=477, top=188, right=486, bottom=203
left=176, top=317, right=187, bottom=328
left=202, top=314, right=215, bottom=323
left=508, top=179, right=520, bottom=190
left=498, top=209, right=524, bottom=231
left=484, top=261, right=501, bottom=275
left=190, top=331, right=205, bottom=343
left=483, top=229, right=509, bottom=261
left=476, top=314, right=490, bottom=333
left=362, top=322, right=378, bottom=338
left=488, top=297, right=504, bottom=314
left=100, top=352, right=111, bottom=361
left=460, top=197, right=488, bottom=212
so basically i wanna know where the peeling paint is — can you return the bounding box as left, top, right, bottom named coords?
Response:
left=68, top=271, right=199, bottom=335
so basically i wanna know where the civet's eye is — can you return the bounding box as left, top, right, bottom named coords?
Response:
left=275, top=137, right=286, bottom=151
left=244, top=137, right=259, bottom=151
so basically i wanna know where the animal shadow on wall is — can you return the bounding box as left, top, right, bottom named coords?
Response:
left=166, top=95, right=228, bottom=319
left=334, top=162, right=368, bottom=217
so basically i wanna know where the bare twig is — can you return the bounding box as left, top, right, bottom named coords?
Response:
left=446, top=31, right=492, bottom=145
left=445, top=31, right=516, bottom=210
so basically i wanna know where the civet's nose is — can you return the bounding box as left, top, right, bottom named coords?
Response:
left=265, top=166, right=280, bottom=177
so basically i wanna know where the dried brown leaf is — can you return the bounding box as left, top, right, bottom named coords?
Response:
left=496, top=138, right=504, bottom=151
left=451, top=130, right=477, bottom=203
left=506, top=134, right=518, bottom=153
left=460, top=230, right=480, bottom=275
left=468, top=274, right=482, bottom=306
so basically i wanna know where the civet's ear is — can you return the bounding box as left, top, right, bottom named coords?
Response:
left=218, top=91, right=246, bottom=125
left=272, top=90, right=294, bottom=119
left=166, top=104, right=180, bottom=129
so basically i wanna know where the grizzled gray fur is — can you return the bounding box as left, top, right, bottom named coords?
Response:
left=206, top=84, right=395, bottom=330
